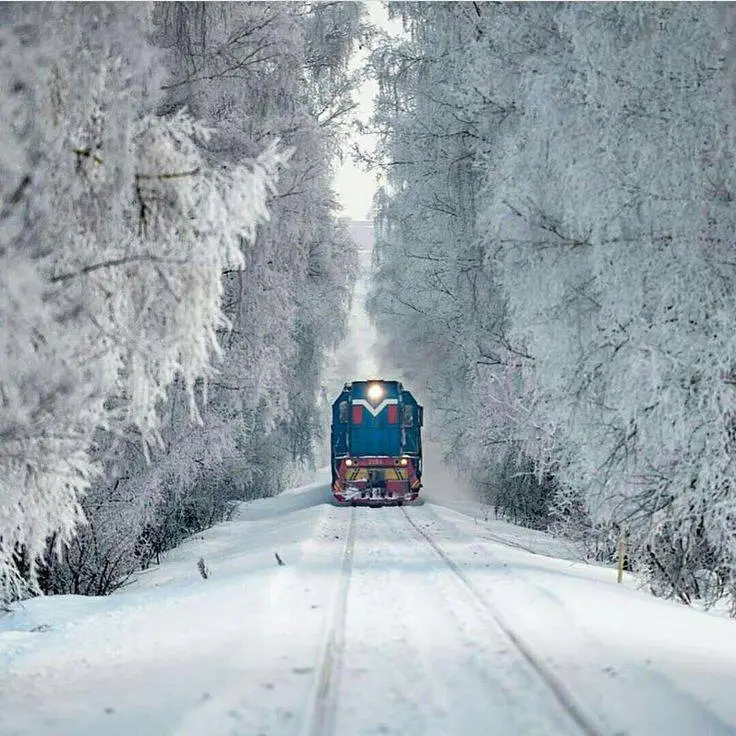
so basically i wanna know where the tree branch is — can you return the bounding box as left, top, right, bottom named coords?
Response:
left=51, top=255, right=189, bottom=283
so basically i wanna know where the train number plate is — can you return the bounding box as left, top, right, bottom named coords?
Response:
left=361, top=457, right=388, bottom=466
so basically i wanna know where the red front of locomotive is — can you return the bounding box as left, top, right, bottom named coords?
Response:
left=332, top=455, right=421, bottom=506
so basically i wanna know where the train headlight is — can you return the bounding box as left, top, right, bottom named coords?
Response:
left=367, top=382, right=384, bottom=402
left=400, top=457, right=409, bottom=466
left=345, top=459, right=353, bottom=467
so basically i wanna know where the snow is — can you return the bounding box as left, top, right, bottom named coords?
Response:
left=2, top=480, right=736, bottom=735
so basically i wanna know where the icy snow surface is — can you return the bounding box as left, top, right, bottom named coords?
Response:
left=2, top=475, right=736, bottom=735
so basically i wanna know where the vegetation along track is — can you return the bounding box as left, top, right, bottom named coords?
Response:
left=401, top=506, right=605, bottom=736
left=304, top=507, right=357, bottom=736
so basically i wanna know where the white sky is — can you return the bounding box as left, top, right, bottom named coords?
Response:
left=333, top=2, right=402, bottom=222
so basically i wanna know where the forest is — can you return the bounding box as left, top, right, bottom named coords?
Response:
left=1, top=2, right=363, bottom=599
left=2, top=2, right=736, bottom=615
left=368, top=3, right=736, bottom=611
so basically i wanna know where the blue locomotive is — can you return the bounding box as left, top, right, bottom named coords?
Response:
left=330, top=379, right=423, bottom=506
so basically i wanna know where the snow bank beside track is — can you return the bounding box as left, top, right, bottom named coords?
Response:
left=409, top=502, right=736, bottom=735
left=0, top=484, right=348, bottom=736
left=234, top=480, right=334, bottom=521
left=424, top=496, right=584, bottom=561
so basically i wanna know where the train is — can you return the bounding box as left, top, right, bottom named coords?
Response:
left=330, top=379, right=423, bottom=506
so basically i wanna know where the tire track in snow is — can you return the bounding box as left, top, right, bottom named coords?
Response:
left=401, top=506, right=604, bottom=736
left=303, top=506, right=356, bottom=736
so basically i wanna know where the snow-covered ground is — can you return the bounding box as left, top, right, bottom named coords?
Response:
left=2, top=480, right=736, bottom=735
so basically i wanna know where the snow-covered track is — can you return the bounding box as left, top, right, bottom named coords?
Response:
left=304, top=507, right=357, bottom=736
left=401, top=506, right=604, bottom=736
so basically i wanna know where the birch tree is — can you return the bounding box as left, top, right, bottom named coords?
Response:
left=1, top=3, right=281, bottom=597
left=35, top=2, right=364, bottom=595
left=368, top=2, right=736, bottom=609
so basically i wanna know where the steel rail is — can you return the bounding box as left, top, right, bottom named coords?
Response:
left=303, top=507, right=357, bottom=736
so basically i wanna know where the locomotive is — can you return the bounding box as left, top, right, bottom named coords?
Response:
left=330, top=379, right=423, bottom=506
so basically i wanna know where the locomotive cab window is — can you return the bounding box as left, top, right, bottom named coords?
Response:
left=403, top=405, right=414, bottom=426
left=339, top=401, right=348, bottom=422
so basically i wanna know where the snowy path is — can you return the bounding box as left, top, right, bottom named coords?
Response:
left=330, top=506, right=592, bottom=736
left=2, top=483, right=736, bottom=735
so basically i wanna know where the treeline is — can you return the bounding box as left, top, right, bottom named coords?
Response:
left=367, top=3, right=736, bottom=610
left=1, top=2, right=364, bottom=599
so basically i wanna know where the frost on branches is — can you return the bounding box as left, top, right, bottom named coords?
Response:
left=133, top=2, right=361, bottom=508
left=1, top=2, right=364, bottom=599
left=369, top=4, right=736, bottom=610
left=0, top=5, right=282, bottom=598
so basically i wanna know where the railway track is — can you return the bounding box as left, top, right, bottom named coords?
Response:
left=303, top=506, right=357, bottom=736
left=400, top=506, right=605, bottom=736
left=304, top=504, right=603, bottom=735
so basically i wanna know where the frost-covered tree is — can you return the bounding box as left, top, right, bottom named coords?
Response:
left=367, top=3, right=544, bottom=515
left=32, top=2, right=364, bottom=596
left=487, top=3, right=736, bottom=606
left=144, top=2, right=362, bottom=487
left=0, top=3, right=282, bottom=598
left=368, top=2, right=736, bottom=609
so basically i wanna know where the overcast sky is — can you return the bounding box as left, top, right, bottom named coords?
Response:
left=333, top=2, right=402, bottom=222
